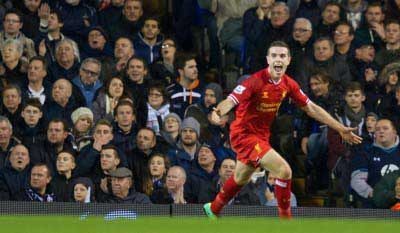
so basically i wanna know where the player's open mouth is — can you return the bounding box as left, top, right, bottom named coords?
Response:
left=274, top=65, right=283, bottom=72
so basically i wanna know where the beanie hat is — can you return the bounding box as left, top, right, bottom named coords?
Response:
left=367, top=112, right=379, bottom=120
left=71, top=107, right=94, bottom=125
left=180, top=117, right=200, bottom=137
left=205, top=82, right=223, bottom=103
left=163, top=113, right=182, bottom=129
left=88, top=26, right=109, bottom=41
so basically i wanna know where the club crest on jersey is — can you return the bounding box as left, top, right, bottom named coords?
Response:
left=234, top=85, right=246, bottom=94
left=282, top=91, right=287, bottom=99
left=262, top=91, right=269, bottom=98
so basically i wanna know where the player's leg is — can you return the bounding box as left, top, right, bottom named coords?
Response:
left=259, top=149, right=292, bottom=218
left=208, top=160, right=256, bottom=216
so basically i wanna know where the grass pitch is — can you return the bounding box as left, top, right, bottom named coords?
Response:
left=1, top=215, right=398, bottom=233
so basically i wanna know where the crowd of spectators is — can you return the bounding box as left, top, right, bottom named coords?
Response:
left=0, top=0, right=399, bottom=209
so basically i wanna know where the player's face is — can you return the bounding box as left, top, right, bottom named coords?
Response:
left=266, top=46, right=291, bottom=80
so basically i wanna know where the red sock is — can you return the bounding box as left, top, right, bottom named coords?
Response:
left=210, top=176, right=243, bottom=215
left=274, top=178, right=292, bottom=211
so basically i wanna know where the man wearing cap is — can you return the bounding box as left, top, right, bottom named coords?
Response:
left=105, top=167, right=151, bottom=204
left=167, top=117, right=201, bottom=172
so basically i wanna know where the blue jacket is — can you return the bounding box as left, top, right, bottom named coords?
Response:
left=133, top=32, right=163, bottom=65
left=72, top=76, right=103, bottom=108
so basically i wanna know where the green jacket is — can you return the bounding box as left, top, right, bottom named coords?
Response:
left=373, top=171, right=400, bottom=208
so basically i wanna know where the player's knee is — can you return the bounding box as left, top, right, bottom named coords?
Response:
left=277, top=163, right=292, bottom=179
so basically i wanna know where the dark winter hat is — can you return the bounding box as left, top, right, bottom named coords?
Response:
left=109, top=167, right=133, bottom=178
left=88, top=26, right=109, bottom=41
left=205, top=82, right=223, bottom=103
left=180, top=117, right=200, bottom=137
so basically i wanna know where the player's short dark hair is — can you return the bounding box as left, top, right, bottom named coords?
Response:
left=268, top=41, right=291, bottom=57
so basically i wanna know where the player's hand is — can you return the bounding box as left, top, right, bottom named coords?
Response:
left=339, top=127, right=363, bottom=145
left=210, top=108, right=222, bottom=125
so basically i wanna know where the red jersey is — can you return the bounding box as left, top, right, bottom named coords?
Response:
left=228, top=68, right=309, bottom=140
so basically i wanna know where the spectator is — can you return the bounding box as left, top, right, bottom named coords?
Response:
left=294, top=0, right=321, bottom=26
left=36, top=8, right=66, bottom=65
left=0, top=39, right=27, bottom=88
left=298, top=37, right=353, bottom=94
left=333, top=21, right=355, bottom=62
left=343, top=0, right=367, bottom=30
left=287, top=17, right=314, bottom=78
left=49, top=150, right=77, bottom=202
left=0, top=116, right=19, bottom=169
left=385, top=0, right=400, bottom=22
left=22, top=56, right=51, bottom=105
left=14, top=98, right=46, bottom=148
left=258, top=171, right=297, bottom=207
left=249, top=2, right=293, bottom=72
left=95, top=144, right=121, bottom=201
left=44, top=78, right=84, bottom=127
left=167, top=53, right=202, bottom=118
left=375, top=62, right=400, bottom=116
left=160, top=113, right=182, bottom=149
left=354, top=2, right=385, bottom=51
left=15, top=163, right=55, bottom=202
left=0, top=144, right=31, bottom=200
left=348, top=40, right=380, bottom=112
left=243, top=0, right=274, bottom=70
left=146, top=153, right=170, bottom=203
left=165, top=166, right=187, bottom=204
left=91, top=76, right=130, bottom=123
left=53, top=0, right=98, bottom=43
left=373, top=170, right=400, bottom=209
left=327, top=82, right=368, bottom=197
left=113, top=37, right=134, bottom=72
left=314, top=2, right=342, bottom=38
left=0, top=9, right=36, bottom=62
left=112, top=100, right=138, bottom=154
left=149, top=37, right=179, bottom=87
left=71, top=107, right=94, bottom=151
left=48, top=39, right=81, bottom=83
left=20, top=0, right=42, bottom=39
left=75, top=119, right=119, bottom=177
left=29, top=119, right=75, bottom=174
left=167, top=117, right=201, bottom=172
left=374, top=20, right=400, bottom=68
left=1, top=85, right=23, bottom=127
left=70, top=177, right=95, bottom=203
left=72, top=58, right=103, bottom=108
left=124, top=56, right=149, bottom=105
left=98, top=0, right=124, bottom=37
left=105, top=167, right=151, bottom=204
left=108, top=0, right=144, bottom=43
left=146, top=82, right=170, bottom=135
left=127, top=128, right=161, bottom=193
left=197, top=158, right=260, bottom=205
left=133, top=16, right=163, bottom=65
left=351, top=119, right=400, bottom=207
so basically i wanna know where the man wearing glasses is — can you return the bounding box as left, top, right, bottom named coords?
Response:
left=72, top=58, right=103, bottom=108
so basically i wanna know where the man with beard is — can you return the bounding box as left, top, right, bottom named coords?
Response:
left=203, top=41, right=362, bottom=219
left=133, top=16, right=163, bottom=64
left=167, top=117, right=201, bottom=173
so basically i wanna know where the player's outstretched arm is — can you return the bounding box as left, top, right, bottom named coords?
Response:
left=300, top=101, right=363, bottom=145
left=211, top=98, right=236, bottom=124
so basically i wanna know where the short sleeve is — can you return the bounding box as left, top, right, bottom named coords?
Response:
left=228, top=76, right=256, bottom=105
